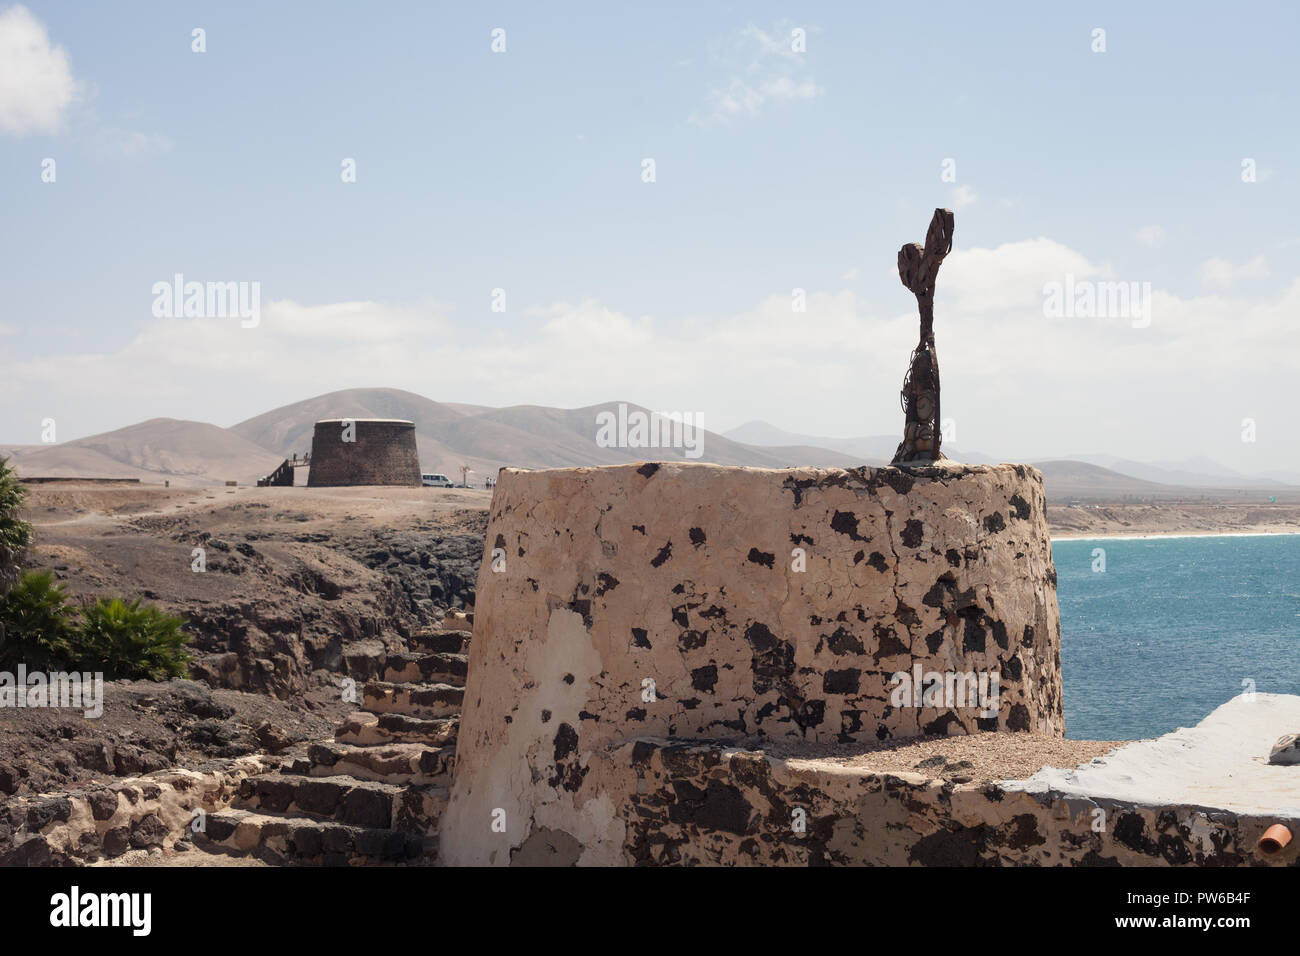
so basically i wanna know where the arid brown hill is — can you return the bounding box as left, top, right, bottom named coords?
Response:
left=7, top=388, right=1297, bottom=501
left=2, top=419, right=281, bottom=486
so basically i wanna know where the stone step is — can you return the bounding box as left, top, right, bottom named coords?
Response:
left=382, top=651, right=469, bottom=686
left=408, top=628, right=472, bottom=654
left=335, top=711, right=459, bottom=747
left=308, top=740, right=454, bottom=787
left=234, top=772, right=446, bottom=835
left=363, top=680, right=464, bottom=719
left=394, top=784, right=450, bottom=836
left=198, top=808, right=433, bottom=866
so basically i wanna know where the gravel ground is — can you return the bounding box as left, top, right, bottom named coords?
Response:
left=771, top=733, right=1125, bottom=783
left=0, top=679, right=337, bottom=797
left=91, top=844, right=270, bottom=867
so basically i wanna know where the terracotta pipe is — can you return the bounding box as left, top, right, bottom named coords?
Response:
left=1258, top=824, right=1292, bottom=856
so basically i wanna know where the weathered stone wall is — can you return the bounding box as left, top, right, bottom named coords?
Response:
left=307, top=419, right=421, bottom=487
left=442, top=461, right=1064, bottom=865
left=519, top=739, right=1296, bottom=867
left=0, top=758, right=268, bottom=865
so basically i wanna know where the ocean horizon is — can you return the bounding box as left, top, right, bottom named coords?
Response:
left=1055, top=533, right=1300, bottom=741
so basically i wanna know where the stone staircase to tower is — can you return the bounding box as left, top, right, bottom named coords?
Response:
left=196, top=623, right=471, bottom=865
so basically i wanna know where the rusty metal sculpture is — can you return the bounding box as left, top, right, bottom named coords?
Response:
left=892, top=208, right=954, bottom=464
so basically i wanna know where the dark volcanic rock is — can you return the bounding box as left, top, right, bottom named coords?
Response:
left=129, top=813, right=170, bottom=849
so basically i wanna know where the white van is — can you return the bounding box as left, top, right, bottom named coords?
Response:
left=422, top=473, right=454, bottom=488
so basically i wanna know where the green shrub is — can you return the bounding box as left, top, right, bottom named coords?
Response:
left=0, top=465, right=193, bottom=680
left=76, top=597, right=193, bottom=680
left=0, top=570, right=77, bottom=671
left=0, top=457, right=32, bottom=598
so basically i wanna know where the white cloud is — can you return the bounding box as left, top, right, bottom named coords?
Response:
left=941, top=237, right=1104, bottom=313
left=950, top=184, right=978, bottom=210
left=6, top=240, right=1300, bottom=469
left=1201, top=255, right=1269, bottom=290
left=693, top=22, right=822, bottom=124
left=0, top=4, right=76, bottom=136
left=268, top=299, right=442, bottom=340
left=1135, top=225, right=1166, bottom=248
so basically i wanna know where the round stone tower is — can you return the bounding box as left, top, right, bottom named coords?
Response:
left=443, top=460, right=1066, bottom=865
left=306, top=419, right=421, bottom=487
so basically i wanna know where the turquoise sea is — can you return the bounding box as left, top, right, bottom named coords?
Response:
left=1054, top=534, right=1300, bottom=740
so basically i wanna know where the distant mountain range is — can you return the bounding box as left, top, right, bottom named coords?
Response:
left=723, top=420, right=1299, bottom=497
left=721, top=420, right=1001, bottom=465
left=1, top=389, right=861, bottom=488
left=228, top=389, right=864, bottom=479
left=2, top=389, right=1294, bottom=502
left=1056, top=453, right=1300, bottom=489
left=1, top=419, right=282, bottom=485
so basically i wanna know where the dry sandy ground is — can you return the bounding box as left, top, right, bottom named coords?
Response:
left=23, top=482, right=491, bottom=532
left=92, top=844, right=270, bottom=866
left=24, top=480, right=1300, bottom=541
left=20, top=481, right=488, bottom=646
left=1047, top=501, right=1300, bottom=538
left=773, top=734, right=1122, bottom=783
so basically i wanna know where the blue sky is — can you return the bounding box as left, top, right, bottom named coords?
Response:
left=1, top=1, right=1298, bottom=472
